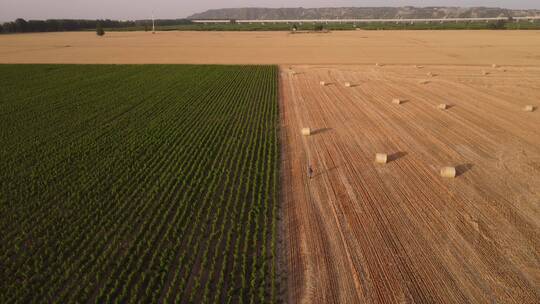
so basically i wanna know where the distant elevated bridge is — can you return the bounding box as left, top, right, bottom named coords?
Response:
left=191, top=16, right=540, bottom=24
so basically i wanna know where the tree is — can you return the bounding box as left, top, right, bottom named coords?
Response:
left=3, top=22, right=16, bottom=33
left=314, top=23, right=324, bottom=31
left=15, top=18, right=28, bottom=32
left=0, top=24, right=3, bottom=33
left=487, top=19, right=506, bottom=30
left=96, top=22, right=105, bottom=36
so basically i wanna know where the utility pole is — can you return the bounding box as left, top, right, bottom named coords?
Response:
left=152, top=12, right=156, bottom=34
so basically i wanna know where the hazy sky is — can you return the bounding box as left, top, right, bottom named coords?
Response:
left=1, top=1, right=539, bottom=22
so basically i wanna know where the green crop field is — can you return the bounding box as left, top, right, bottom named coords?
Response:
left=0, top=65, right=280, bottom=303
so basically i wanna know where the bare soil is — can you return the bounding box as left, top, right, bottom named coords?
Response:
left=280, top=64, right=540, bottom=303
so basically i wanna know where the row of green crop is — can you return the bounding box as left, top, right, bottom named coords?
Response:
left=0, top=64, right=280, bottom=303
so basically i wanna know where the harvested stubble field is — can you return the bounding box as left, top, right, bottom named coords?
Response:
left=281, top=64, right=540, bottom=303
left=1, top=30, right=540, bottom=65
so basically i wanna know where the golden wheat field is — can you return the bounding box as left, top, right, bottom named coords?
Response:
left=1, top=30, right=540, bottom=65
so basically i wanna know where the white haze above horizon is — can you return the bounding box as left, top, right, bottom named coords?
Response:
left=1, top=0, right=539, bottom=22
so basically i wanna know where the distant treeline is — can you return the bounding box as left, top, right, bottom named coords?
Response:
left=1, top=17, right=538, bottom=33
left=0, top=18, right=193, bottom=34
left=120, top=20, right=540, bottom=32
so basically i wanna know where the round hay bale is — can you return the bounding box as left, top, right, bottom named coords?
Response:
left=415, top=65, right=424, bottom=69
left=375, top=63, right=383, bottom=67
left=375, top=153, right=388, bottom=164
left=392, top=98, right=402, bottom=105
left=482, top=70, right=489, bottom=76
left=524, top=105, right=535, bottom=112
left=419, top=80, right=430, bottom=85
left=320, top=81, right=326, bottom=86
left=344, top=82, right=352, bottom=87
left=440, top=167, right=457, bottom=178
left=438, top=104, right=448, bottom=110
left=301, top=128, right=311, bottom=136
left=492, top=64, right=498, bottom=68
